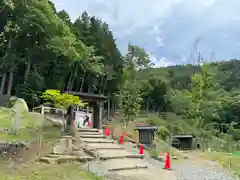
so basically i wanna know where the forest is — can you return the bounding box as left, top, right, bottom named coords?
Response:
left=0, top=0, right=239, bottom=143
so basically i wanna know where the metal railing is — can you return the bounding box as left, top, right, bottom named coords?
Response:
left=32, top=106, right=66, bottom=135
left=32, top=106, right=65, bottom=117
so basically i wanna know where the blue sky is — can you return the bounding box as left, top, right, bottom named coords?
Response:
left=51, top=0, right=240, bottom=67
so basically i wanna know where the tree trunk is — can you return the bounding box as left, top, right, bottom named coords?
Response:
left=102, top=76, right=108, bottom=95
left=87, top=85, right=91, bottom=93
left=0, top=37, right=12, bottom=96
left=66, top=71, right=73, bottom=91
left=69, top=65, right=78, bottom=91
left=110, top=99, right=115, bottom=116
left=146, top=96, right=150, bottom=112
left=7, top=68, right=14, bottom=95
left=79, top=70, right=86, bottom=92
left=107, top=98, right=110, bottom=120
left=0, top=73, right=6, bottom=96
left=69, top=76, right=75, bottom=91
left=24, top=55, right=31, bottom=81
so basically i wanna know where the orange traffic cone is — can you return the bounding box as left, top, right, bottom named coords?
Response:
left=163, top=152, right=171, bottom=170
left=139, top=144, right=144, bottom=155
left=119, top=133, right=124, bottom=144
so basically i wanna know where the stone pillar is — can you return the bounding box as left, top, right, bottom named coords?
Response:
left=99, top=101, right=104, bottom=122
left=52, top=136, right=72, bottom=154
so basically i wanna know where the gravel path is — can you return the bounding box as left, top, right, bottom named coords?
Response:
left=124, top=143, right=238, bottom=180
left=174, top=159, right=238, bottom=180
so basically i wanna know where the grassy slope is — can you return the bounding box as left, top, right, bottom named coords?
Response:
left=107, top=114, right=181, bottom=157
left=0, top=107, right=102, bottom=180
left=0, top=163, right=103, bottom=180
left=0, top=107, right=43, bottom=141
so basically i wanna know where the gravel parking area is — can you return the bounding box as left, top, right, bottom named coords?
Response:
left=124, top=143, right=238, bottom=180
left=174, top=159, right=238, bottom=180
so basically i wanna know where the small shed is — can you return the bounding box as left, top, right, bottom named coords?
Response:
left=65, top=91, right=107, bottom=129
left=135, top=124, right=157, bottom=145
left=171, top=135, right=194, bottom=150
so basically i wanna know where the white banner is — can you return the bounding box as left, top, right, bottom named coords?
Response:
left=75, top=111, right=93, bottom=128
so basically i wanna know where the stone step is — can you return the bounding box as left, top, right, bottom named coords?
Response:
left=79, top=134, right=106, bottom=138
left=86, top=147, right=125, bottom=151
left=39, top=157, right=57, bottom=164
left=77, top=128, right=99, bottom=132
left=77, top=131, right=101, bottom=136
left=93, top=157, right=149, bottom=172
left=100, top=154, right=144, bottom=160
left=39, top=154, right=94, bottom=164
left=108, top=164, right=148, bottom=172
left=82, top=138, right=114, bottom=144
left=86, top=143, right=124, bottom=150
left=57, top=155, right=94, bottom=163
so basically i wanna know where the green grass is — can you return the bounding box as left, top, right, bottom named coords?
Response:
left=0, top=107, right=43, bottom=141
left=232, top=151, right=240, bottom=157
left=0, top=107, right=102, bottom=180
left=200, top=151, right=240, bottom=177
left=0, top=120, right=102, bottom=180
left=0, top=121, right=102, bottom=180
left=0, top=163, right=103, bottom=180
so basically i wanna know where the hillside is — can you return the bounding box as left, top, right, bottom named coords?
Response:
left=136, top=60, right=240, bottom=132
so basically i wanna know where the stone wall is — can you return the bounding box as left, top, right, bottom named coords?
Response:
left=0, top=141, right=28, bottom=154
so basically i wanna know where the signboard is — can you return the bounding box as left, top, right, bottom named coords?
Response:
left=75, top=110, right=93, bottom=128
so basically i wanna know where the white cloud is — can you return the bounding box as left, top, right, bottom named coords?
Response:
left=149, top=54, right=173, bottom=67
left=52, top=0, right=185, bottom=36
left=51, top=0, right=240, bottom=64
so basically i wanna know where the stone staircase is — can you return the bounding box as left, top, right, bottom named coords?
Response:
left=39, top=128, right=177, bottom=179
left=77, top=128, right=148, bottom=173
left=39, top=128, right=147, bottom=169
left=39, top=134, right=93, bottom=164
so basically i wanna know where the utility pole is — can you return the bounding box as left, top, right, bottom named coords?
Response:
left=210, top=48, right=216, bottom=62
left=193, top=38, right=201, bottom=65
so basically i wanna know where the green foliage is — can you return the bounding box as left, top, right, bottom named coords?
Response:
left=41, top=89, right=86, bottom=110
left=156, top=126, right=171, bottom=140
left=0, top=1, right=123, bottom=107
left=120, top=44, right=152, bottom=123
left=121, top=80, right=142, bottom=121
